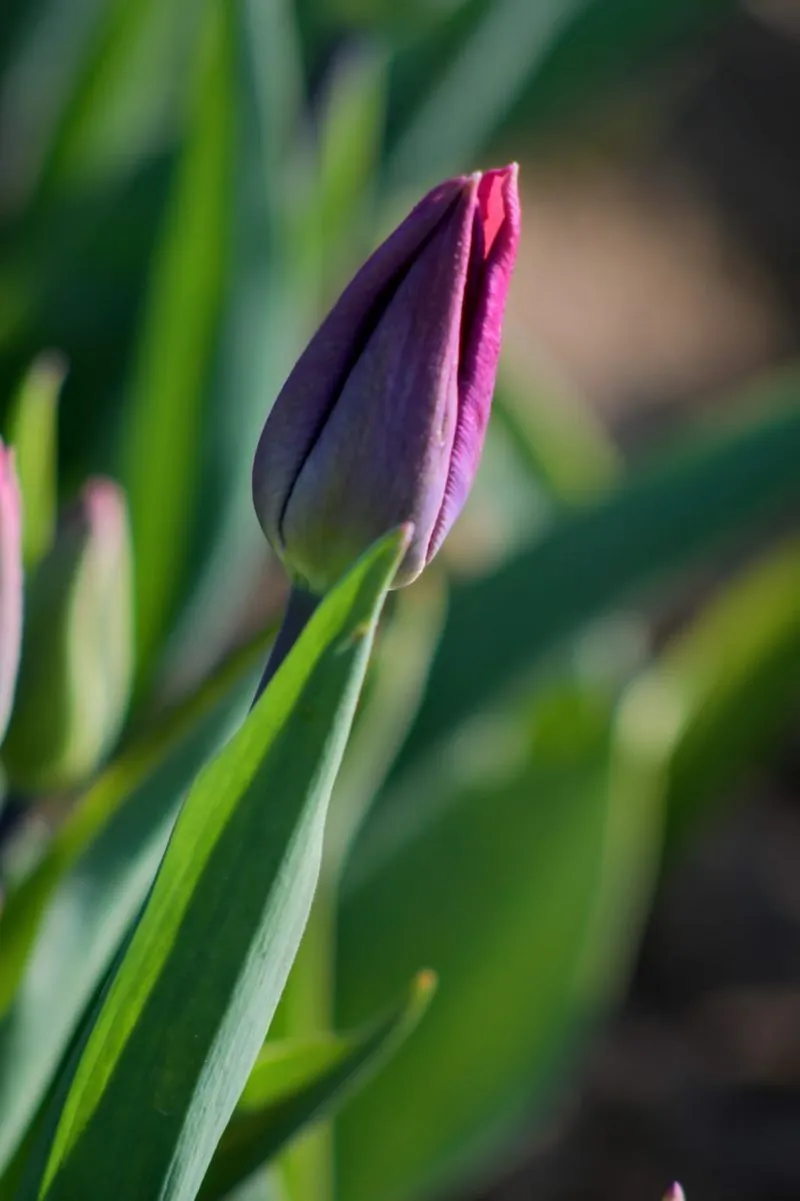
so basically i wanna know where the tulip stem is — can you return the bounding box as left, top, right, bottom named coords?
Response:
left=252, top=584, right=319, bottom=706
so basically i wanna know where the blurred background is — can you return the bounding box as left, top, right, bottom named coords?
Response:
left=2, top=1, right=800, bottom=1200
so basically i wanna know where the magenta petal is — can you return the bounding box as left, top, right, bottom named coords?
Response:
left=427, top=164, right=521, bottom=560
left=0, top=442, right=23, bottom=745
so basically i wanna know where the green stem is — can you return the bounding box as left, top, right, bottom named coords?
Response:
left=252, top=585, right=319, bottom=707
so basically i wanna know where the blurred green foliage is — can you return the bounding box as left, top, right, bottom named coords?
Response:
left=1, top=2, right=798, bottom=1201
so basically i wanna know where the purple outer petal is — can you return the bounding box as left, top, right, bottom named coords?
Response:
left=0, top=441, right=23, bottom=744
left=253, top=176, right=467, bottom=555
left=427, top=163, right=521, bottom=560
left=281, top=179, right=479, bottom=591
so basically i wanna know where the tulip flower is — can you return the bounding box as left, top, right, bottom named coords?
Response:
left=0, top=442, right=23, bottom=746
left=3, top=479, right=134, bottom=793
left=253, top=164, right=520, bottom=594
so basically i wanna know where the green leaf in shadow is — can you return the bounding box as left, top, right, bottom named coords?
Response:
left=337, top=679, right=661, bottom=1201
left=384, top=0, right=735, bottom=188
left=396, top=376, right=800, bottom=777
left=615, top=539, right=800, bottom=850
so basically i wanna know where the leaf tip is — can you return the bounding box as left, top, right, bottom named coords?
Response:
left=34, top=349, right=70, bottom=393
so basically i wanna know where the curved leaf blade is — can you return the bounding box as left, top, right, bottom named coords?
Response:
left=199, top=972, right=436, bottom=1201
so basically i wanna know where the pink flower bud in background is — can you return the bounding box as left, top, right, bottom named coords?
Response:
left=0, top=442, right=23, bottom=746
left=2, top=479, right=134, bottom=793
left=663, top=1184, right=686, bottom=1201
left=253, top=164, right=520, bottom=594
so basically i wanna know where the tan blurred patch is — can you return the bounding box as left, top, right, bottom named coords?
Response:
left=750, top=0, right=800, bottom=38
left=505, top=164, right=789, bottom=419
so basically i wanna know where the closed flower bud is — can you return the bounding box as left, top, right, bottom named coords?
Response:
left=663, top=1186, right=686, bottom=1201
left=3, top=479, right=134, bottom=793
left=0, top=442, right=23, bottom=745
left=253, top=164, right=520, bottom=593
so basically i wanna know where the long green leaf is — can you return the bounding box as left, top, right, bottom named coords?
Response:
left=29, top=529, right=406, bottom=1201
left=160, top=0, right=311, bottom=686
left=163, top=0, right=316, bottom=689
left=120, top=0, right=233, bottom=679
left=199, top=972, right=435, bottom=1201
left=0, top=643, right=263, bottom=1176
left=395, top=379, right=800, bottom=777
left=4, top=352, right=65, bottom=568
left=315, top=47, right=387, bottom=300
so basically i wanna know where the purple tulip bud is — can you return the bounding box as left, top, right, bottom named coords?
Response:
left=0, top=442, right=23, bottom=745
left=253, top=164, right=520, bottom=593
